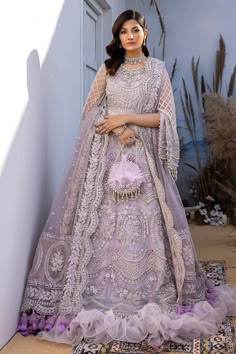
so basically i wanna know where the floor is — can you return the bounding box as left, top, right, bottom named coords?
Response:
left=2, top=223, right=236, bottom=354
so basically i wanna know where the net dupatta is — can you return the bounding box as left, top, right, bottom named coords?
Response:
left=45, top=63, right=107, bottom=236
left=19, top=64, right=108, bottom=320
left=157, top=66, right=180, bottom=180
left=138, top=59, right=184, bottom=302
left=82, top=63, right=107, bottom=119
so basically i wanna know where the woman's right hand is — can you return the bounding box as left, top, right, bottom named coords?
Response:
left=116, top=127, right=138, bottom=145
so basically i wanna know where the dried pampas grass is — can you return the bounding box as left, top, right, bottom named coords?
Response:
left=149, top=0, right=166, bottom=59
left=203, top=93, right=236, bottom=167
left=227, top=65, right=236, bottom=97
left=170, top=58, right=177, bottom=83
left=215, top=35, right=225, bottom=93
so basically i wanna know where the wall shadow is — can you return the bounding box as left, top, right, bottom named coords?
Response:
left=0, top=0, right=87, bottom=348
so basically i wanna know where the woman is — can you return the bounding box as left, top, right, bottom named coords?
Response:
left=18, top=10, right=236, bottom=346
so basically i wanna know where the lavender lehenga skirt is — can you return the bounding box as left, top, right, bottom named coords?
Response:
left=18, top=129, right=236, bottom=346
left=17, top=57, right=236, bottom=346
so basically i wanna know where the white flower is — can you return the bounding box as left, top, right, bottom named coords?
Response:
left=50, top=250, right=64, bottom=272
left=214, top=204, right=221, bottom=211
left=197, top=202, right=205, bottom=208
left=210, top=210, right=216, bottom=217
left=199, top=208, right=207, bottom=215
left=86, top=285, right=98, bottom=295
left=149, top=275, right=156, bottom=282
left=119, top=289, right=129, bottom=298
left=206, top=195, right=215, bottom=201
left=90, top=286, right=97, bottom=295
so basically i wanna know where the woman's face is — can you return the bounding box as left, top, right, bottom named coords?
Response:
left=119, top=19, right=147, bottom=54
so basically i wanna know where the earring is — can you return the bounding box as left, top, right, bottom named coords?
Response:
left=119, top=43, right=122, bottom=48
left=143, top=38, right=146, bottom=46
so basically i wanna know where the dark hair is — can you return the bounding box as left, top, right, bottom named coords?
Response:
left=105, top=10, right=149, bottom=76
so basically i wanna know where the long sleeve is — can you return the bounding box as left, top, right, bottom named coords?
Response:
left=158, top=66, right=179, bottom=180
left=158, top=68, right=176, bottom=125
left=82, top=63, right=107, bottom=119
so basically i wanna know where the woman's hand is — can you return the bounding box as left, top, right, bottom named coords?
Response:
left=118, top=127, right=138, bottom=145
left=95, top=112, right=161, bottom=133
left=95, top=114, right=128, bottom=134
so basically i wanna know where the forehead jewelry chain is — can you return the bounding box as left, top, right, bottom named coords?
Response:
left=124, top=53, right=145, bottom=65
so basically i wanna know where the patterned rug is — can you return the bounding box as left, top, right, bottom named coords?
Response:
left=71, top=261, right=236, bottom=354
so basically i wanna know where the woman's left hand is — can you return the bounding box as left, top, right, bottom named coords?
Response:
left=95, top=114, right=129, bottom=134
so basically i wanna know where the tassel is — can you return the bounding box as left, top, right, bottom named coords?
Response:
left=45, top=315, right=57, bottom=331
left=38, top=318, right=46, bottom=330
left=17, top=312, right=28, bottom=333
left=29, top=311, right=41, bottom=331
left=27, top=325, right=34, bottom=335
left=57, top=315, right=69, bottom=334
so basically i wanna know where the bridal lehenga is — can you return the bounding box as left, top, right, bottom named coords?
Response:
left=18, top=57, right=236, bottom=346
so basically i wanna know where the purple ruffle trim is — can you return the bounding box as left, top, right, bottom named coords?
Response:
left=17, top=281, right=236, bottom=346
left=176, top=279, right=217, bottom=315
left=17, top=313, right=70, bottom=336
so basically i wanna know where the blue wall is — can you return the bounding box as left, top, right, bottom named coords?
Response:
left=126, top=0, right=236, bottom=201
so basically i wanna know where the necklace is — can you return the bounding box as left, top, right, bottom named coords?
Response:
left=124, top=53, right=145, bottom=65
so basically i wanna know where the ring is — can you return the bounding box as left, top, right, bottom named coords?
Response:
left=127, top=137, right=134, bottom=144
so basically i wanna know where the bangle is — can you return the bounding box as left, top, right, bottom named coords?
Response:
left=113, top=124, right=127, bottom=136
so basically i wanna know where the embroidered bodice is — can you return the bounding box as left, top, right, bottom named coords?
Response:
left=82, top=56, right=169, bottom=118
left=82, top=56, right=176, bottom=138
left=82, top=56, right=179, bottom=180
left=106, top=61, right=149, bottom=115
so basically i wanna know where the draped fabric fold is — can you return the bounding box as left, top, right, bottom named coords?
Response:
left=19, top=99, right=108, bottom=318
left=156, top=67, right=180, bottom=181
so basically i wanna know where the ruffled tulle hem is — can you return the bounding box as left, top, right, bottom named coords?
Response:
left=18, top=283, right=236, bottom=347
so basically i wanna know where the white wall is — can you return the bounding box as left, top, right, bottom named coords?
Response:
left=0, top=0, right=83, bottom=348
left=126, top=0, right=236, bottom=199
left=126, top=0, right=236, bottom=134
left=104, top=0, right=127, bottom=55
left=0, top=0, right=127, bottom=348
left=107, top=0, right=126, bottom=21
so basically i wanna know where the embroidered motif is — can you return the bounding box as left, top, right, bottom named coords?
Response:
left=117, top=206, right=148, bottom=258
left=50, top=251, right=64, bottom=273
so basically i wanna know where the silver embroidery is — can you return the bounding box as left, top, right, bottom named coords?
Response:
left=20, top=57, right=208, bottom=320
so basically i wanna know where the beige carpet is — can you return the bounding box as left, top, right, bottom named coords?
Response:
left=2, top=223, right=236, bottom=354
left=1, top=333, right=71, bottom=353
